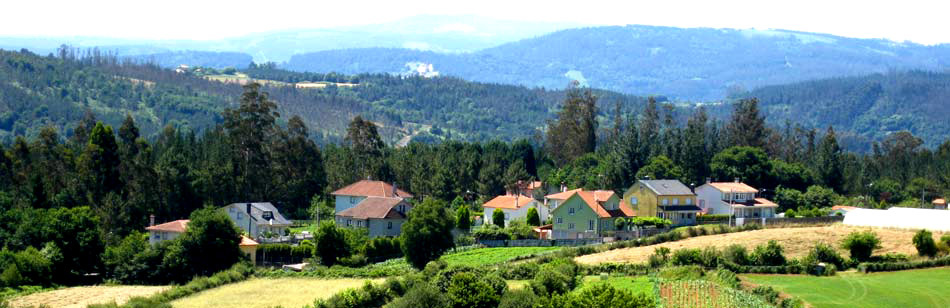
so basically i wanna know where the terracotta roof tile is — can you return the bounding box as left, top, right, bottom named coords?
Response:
left=545, top=188, right=583, bottom=200
left=483, top=195, right=537, bottom=209
left=240, top=236, right=259, bottom=246
left=933, top=198, right=946, bottom=205
left=331, top=180, right=413, bottom=198
left=145, top=219, right=189, bottom=233
left=337, top=197, right=409, bottom=219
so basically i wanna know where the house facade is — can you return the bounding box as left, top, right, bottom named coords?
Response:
left=622, top=180, right=701, bottom=226
left=336, top=197, right=412, bottom=237
left=695, top=182, right=778, bottom=218
left=932, top=198, right=948, bottom=210
left=222, top=202, right=292, bottom=238
left=482, top=194, right=544, bottom=227
left=331, top=180, right=413, bottom=213
left=550, top=189, right=633, bottom=239
left=145, top=219, right=189, bottom=245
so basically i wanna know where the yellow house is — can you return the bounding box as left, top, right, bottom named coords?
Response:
left=621, top=179, right=700, bottom=226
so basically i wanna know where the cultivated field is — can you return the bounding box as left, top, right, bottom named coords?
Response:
left=7, top=285, right=168, bottom=308
left=440, top=247, right=561, bottom=266
left=743, top=267, right=950, bottom=308
left=576, top=275, right=653, bottom=296
left=170, top=278, right=382, bottom=308
left=575, top=225, right=943, bottom=264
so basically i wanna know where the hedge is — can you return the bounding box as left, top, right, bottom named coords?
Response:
left=546, top=224, right=761, bottom=260
left=857, top=255, right=950, bottom=273
left=257, top=244, right=312, bottom=265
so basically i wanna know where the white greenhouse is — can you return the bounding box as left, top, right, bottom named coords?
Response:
left=843, top=207, right=950, bottom=232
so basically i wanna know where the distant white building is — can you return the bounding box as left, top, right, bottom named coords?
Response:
left=844, top=207, right=950, bottom=232
left=221, top=202, right=292, bottom=238
left=695, top=181, right=777, bottom=218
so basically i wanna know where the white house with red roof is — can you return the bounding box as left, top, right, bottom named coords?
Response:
left=335, top=196, right=412, bottom=237
left=695, top=180, right=778, bottom=218
left=145, top=218, right=260, bottom=263
left=482, top=194, right=543, bottom=227
left=331, top=180, right=413, bottom=214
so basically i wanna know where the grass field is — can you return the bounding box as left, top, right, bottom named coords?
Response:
left=7, top=285, right=168, bottom=308
left=742, top=267, right=950, bottom=308
left=439, top=247, right=561, bottom=266
left=575, top=225, right=943, bottom=264
left=170, top=278, right=381, bottom=308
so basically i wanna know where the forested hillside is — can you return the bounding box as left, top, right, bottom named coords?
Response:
left=739, top=71, right=950, bottom=149
left=285, top=25, right=950, bottom=100
left=0, top=48, right=647, bottom=144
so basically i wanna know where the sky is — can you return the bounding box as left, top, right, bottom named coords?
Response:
left=3, top=0, right=949, bottom=45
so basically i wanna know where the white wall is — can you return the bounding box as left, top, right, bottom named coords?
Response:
left=695, top=185, right=730, bottom=215
left=483, top=203, right=537, bottom=227
left=148, top=230, right=182, bottom=245
left=335, top=195, right=366, bottom=213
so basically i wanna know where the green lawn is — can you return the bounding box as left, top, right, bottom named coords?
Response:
left=577, top=275, right=653, bottom=295
left=742, top=267, right=950, bottom=308
left=439, top=247, right=561, bottom=267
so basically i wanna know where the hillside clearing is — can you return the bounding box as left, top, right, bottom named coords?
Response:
left=743, top=267, right=950, bottom=308
left=7, top=285, right=169, bottom=308
left=575, top=225, right=944, bottom=265
left=170, top=278, right=382, bottom=308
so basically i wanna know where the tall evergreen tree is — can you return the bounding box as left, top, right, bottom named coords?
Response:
left=223, top=83, right=279, bottom=201
left=816, top=126, right=844, bottom=192
left=545, top=82, right=597, bottom=166
left=726, top=98, right=768, bottom=148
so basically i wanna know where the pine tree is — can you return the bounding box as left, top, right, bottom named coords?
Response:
left=727, top=98, right=768, bottom=148
left=545, top=82, right=597, bottom=166
left=816, top=126, right=844, bottom=192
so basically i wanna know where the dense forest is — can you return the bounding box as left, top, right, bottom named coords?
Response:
left=285, top=25, right=950, bottom=100
left=734, top=71, right=950, bottom=149
left=0, top=48, right=649, bottom=144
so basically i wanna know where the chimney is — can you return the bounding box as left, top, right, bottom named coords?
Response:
left=705, top=177, right=711, bottom=184
left=734, top=177, right=740, bottom=183
left=149, top=214, right=155, bottom=227
left=392, top=182, right=398, bottom=197
left=561, top=182, right=567, bottom=192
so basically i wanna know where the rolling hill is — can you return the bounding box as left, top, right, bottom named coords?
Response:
left=285, top=25, right=950, bottom=100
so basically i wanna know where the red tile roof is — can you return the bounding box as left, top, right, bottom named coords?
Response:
left=753, top=198, right=778, bottom=207
left=331, top=180, right=413, bottom=198
left=569, top=190, right=633, bottom=218
left=239, top=236, right=259, bottom=246
left=545, top=188, right=584, bottom=200
left=337, top=197, right=409, bottom=219
left=933, top=198, right=946, bottom=205
left=483, top=194, right=537, bottom=209
left=832, top=205, right=858, bottom=211
left=145, top=219, right=189, bottom=233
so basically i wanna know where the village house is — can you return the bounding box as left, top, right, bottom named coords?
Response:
left=830, top=205, right=858, bottom=216
left=482, top=194, right=545, bottom=227
left=331, top=180, right=413, bottom=213
left=549, top=189, right=633, bottom=239
left=695, top=181, right=778, bottom=218
left=145, top=218, right=260, bottom=263
left=221, top=202, right=292, bottom=238
left=932, top=198, right=948, bottom=210
left=335, top=196, right=412, bottom=237
left=622, top=180, right=701, bottom=226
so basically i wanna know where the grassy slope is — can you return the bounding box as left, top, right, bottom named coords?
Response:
left=575, top=225, right=945, bottom=265
left=170, top=278, right=381, bottom=308
left=743, top=267, right=950, bottom=308
left=577, top=275, right=653, bottom=296
left=439, top=247, right=561, bottom=267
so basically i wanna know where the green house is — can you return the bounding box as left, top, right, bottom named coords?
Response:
left=550, top=190, right=633, bottom=239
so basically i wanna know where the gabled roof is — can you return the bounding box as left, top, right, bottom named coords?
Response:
left=239, top=236, right=259, bottom=246
left=707, top=182, right=758, bottom=193
left=933, top=198, right=946, bottom=205
left=226, top=202, right=292, bottom=226
left=145, top=219, right=189, bottom=233
left=561, top=190, right=633, bottom=218
left=545, top=188, right=583, bottom=200
left=640, top=180, right=695, bottom=196
left=832, top=205, right=858, bottom=211
left=331, top=180, right=413, bottom=198
left=337, top=197, right=409, bottom=219
left=483, top=195, right=537, bottom=209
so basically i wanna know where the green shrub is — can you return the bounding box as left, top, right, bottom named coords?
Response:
left=841, top=230, right=881, bottom=262
left=804, top=242, right=848, bottom=270
left=498, top=262, right=539, bottom=280
left=530, top=268, right=573, bottom=296
left=471, top=225, right=511, bottom=241
left=723, top=244, right=751, bottom=265
left=658, top=265, right=705, bottom=280
left=363, top=237, right=403, bottom=262
left=384, top=283, right=449, bottom=308
left=912, top=229, right=938, bottom=257
left=446, top=272, right=503, bottom=308
left=556, top=283, right=654, bottom=308
left=313, top=281, right=393, bottom=308
left=670, top=248, right=702, bottom=266
left=753, top=240, right=787, bottom=266
left=314, top=223, right=350, bottom=267
left=497, top=288, right=538, bottom=308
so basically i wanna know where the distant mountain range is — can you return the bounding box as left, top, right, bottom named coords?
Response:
left=0, top=15, right=583, bottom=63
left=283, top=25, right=950, bottom=100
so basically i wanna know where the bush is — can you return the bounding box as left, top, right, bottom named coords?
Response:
left=753, top=240, right=787, bottom=266
left=363, top=237, right=402, bottom=262
left=530, top=268, right=573, bottom=296
left=648, top=247, right=671, bottom=268
left=497, top=288, right=538, bottom=308
left=313, top=281, right=393, bottom=308
left=498, top=262, right=540, bottom=280
left=471, top=225, right=511, bottom=241
left=507, top=220, right=536, bottom=240
left=492, top=209, right=505, bottom=227
left=314, top=223, right=350, bottom=267
left=912, top=229, right=938, bottom=257
left=384, top=283, right=449, bottom=308
left=670, top=248, right=702, bottom=266
left=446, top=272, right=503, bottom=308
left=723, top=244, right=751, bottom=265
left=938, top=234, right=950, bottom=256
left=804, top=242, right=848, bottom=270
left=401, top=199, right=456, bottom=269
left=857, top=255, right=950, bottom=273
left=557, top=283, right=654, bottom=308
left=841, top=230, right=881, bottom=262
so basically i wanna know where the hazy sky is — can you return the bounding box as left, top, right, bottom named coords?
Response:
left=4, top=0, right=948, bottom=44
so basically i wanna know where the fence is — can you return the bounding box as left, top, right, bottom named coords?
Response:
left=477, top=238, right=604, bottom=247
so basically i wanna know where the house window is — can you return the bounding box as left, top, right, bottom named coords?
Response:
left=588, top=220, right=594, bottom=231
left=237, top=212, right=243, bottom=220
left=630, top=197, right=638, bottom=205
left=568, top=223, right=575, bottom=230
left=673, top=198, right=680, bottom=205
left=346, top=219, right=351, bottom=226
left=662, top=199, right=669, bottom=205
left=686, top=198, right=693, bottom=205
left=699, top=199, right=705, bottom=208
left=387, top=221, right=393, bottom=229
left=556, top=217, right=563, bottom=224
left=569, top=207, right=575, bottom=215
left=398, top=205, right=406, bottom=213
left=153, top=233, right=160, bottom=240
